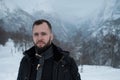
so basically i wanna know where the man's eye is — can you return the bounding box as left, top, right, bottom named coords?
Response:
left=41, top=32, right=47, bottom=36
left=34, top=33, right=39, bottom=36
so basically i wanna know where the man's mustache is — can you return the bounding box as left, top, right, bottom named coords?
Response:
left=36, top=40, right=46, bottom=44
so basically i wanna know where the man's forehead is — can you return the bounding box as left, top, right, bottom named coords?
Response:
left=33, top=24, right=51, bottom=33
left=33, top=23, right=49, bottom=30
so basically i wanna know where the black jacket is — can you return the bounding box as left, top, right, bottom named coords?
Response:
left=17, top=44, right=81, bottom=80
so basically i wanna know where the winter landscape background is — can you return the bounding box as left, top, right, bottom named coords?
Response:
left=0, top=0, right=120, bottom=80
left=0, top=39, right=120, bottom=80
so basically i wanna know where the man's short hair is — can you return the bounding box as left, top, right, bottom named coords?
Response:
left=32, top=19, right=52, bottom=31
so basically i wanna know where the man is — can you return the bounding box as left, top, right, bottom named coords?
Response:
left=17, top=19, right=81, bottom=80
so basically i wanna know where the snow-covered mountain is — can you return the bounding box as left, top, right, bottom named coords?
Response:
left=0, top=0, right=9, bottom=19
left=73, top=0, right=120, bottom=43
left=2, top=8, right=34, bottom=35
left=70, top=0, right=120, bottom=68
left=0, top=0, right=78, bottom=42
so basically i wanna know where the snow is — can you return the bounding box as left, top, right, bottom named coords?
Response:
left=0, top=39, right=120, bottom=80
left=79, top=65, right=120, bottom=80
left=0, top=39, right=23, bottom=80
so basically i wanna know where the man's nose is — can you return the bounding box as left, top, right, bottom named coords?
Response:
left=38, top=34, right=43, bottom=40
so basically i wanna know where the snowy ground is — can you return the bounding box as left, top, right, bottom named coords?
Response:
left=0, top=39, right=120, bottom=80
left=0, top=39, right=22, bottom=80
left=79, top=65, right=120, bottom=80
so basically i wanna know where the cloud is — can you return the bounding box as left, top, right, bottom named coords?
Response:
left=50, top=0, right=105, bottom=19
left=4, top=0, right=53, bottom=13
left=4, top=0, right=105, bottom=20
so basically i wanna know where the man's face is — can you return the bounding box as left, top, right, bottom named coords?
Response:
left=32, top=22, right=53, bottom=48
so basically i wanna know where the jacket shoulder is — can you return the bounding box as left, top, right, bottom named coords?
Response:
left=17, top=55, right=31, bottom=80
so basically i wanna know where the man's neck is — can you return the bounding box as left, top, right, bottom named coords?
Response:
left=35, top=44, right=52, bottom=55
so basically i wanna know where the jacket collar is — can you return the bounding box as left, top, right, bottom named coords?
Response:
left=23, top=43, right=69, bottom=62
left=35, top=45, right=53, bottom=60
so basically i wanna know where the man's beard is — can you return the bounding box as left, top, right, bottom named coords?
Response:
left=34, top=38, right=51, bottom=54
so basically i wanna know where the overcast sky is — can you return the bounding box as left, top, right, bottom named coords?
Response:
left=4, top=0, right=105, bottom=20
